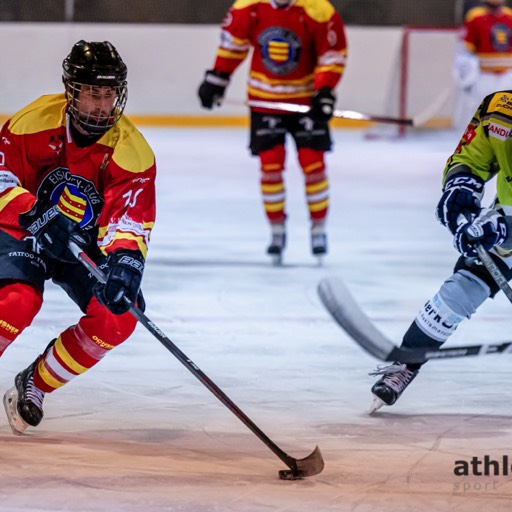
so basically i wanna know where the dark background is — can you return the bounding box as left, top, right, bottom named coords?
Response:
left=0, top=0, right=503, bottom=26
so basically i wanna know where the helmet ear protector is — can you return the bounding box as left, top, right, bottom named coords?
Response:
left=62, top=40, right=128, bottom=136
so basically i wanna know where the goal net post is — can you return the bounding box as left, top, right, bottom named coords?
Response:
left=366, top=26, right=459, bottom=138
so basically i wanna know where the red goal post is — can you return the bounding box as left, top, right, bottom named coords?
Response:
left=368, top=26, right=460, bottom=138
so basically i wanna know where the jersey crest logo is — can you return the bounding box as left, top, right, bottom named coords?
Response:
left=491, top=23, right=512, bottom=52
left=36, top=167, right=103, bottom=229
left=258, top=27, right=302, bottom=75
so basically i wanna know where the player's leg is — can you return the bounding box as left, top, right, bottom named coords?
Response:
left=290, top=116, right=332, bottom=258
left=0, top=233, right=49, bottom=433
left=297, top=147, right=329, bottom=255
left=0, top=233, right=46, bottom=352
left=249, top=111, right=287, bottom=262
left=5, top=250, right=139, bottom=433
left=0, top=281, right=43, bottom=355
left=370, top=254, right=510, bottom=411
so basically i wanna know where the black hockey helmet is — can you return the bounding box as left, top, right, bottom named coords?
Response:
left=62, top=40, right=128, bottom=136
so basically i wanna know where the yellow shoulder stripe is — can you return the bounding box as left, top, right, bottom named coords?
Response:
left=295, top=0, right=335, bottom=23
left=465, top=6, right=490, bottom=22
left=232, top=0, right=267, bottom=10
left=487, top=91, right=512, bottom=116
left=100, top=116, right=155, bottom=173
left=7, top=94, right=66, bottom=135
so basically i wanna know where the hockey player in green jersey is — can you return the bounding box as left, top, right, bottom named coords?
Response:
left=370, top=90, right=512, bottom=413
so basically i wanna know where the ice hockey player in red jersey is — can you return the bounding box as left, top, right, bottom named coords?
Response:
left=0, top=40, right=156, bottom=434
left=198, top=0, right=347, bottom=264
left=453, top=0, right=512, bottom=131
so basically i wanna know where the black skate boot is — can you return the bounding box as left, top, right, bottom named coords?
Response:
left=3, top=360, right=45, bottom=435
left=267, top=223, right=286, bottom=265
left=369, top=362, right=419, bottom=414
left=311, top=222, right=327, bottom=263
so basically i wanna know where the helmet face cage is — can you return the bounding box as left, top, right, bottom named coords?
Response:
left=62, top=40, right=128, bottom=136
left=65, top=81, right=127, bottom=136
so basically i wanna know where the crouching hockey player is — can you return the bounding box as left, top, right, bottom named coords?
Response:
left=0, top=40, right=156, bottom=433
left=370, top=91, right=512, bottom=413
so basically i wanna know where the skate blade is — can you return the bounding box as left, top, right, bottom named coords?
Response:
left=270, top=253, right=283, bottom=266
left=315, top=255, right=325, bottom=267
left=3, top=387, right=28, bottom=435
left=369, top=396, right=386, bottom=415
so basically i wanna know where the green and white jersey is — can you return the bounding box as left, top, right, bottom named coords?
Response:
left=445, top=90, right=512, bottom=215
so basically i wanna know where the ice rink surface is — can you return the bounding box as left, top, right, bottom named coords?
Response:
left=2, top=126, right=512, bottom=511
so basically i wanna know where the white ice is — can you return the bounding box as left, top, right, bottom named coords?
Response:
left=1, top=127, right=512, bottom=511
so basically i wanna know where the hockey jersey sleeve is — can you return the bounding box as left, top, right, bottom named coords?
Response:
left=308, top=7, right=347, bottom=91
left=96, top=128, right=156, bottom=259
left=0, top=120, right=38, bottom=239
left=212, top=2, right=253, bottom=76
left=443, top=95, right=502, bottom=187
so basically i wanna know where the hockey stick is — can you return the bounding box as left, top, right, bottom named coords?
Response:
left=69, top=242, right=324, bottom=480
left=317, top=277, right=512, bottom=363
left=474, top=244, right=512, bottom=303
left=245, top=99, right=414, bottom=126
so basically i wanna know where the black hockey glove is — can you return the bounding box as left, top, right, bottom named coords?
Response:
left=93, top=250, right=145, bottom=315
left=435, top=172, right=484, bottom=234
left=198, top=69, right=230, bottom=109
left=310, top=88, right=336, bottom=122
left=19, top=200, right=89, bottom=263
left=454, top=208, right=508, bottom=258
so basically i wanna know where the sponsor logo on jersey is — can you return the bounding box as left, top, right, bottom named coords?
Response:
left=49, top=134, right=63, bottom=155
left=36, top=167, right=103, bottom=229
left=489, top=94, right=512, bottom=113
left=258, top=27, right=302, bottom=75
left=488, top=122, right=512, bottom=140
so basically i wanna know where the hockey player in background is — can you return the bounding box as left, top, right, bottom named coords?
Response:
left=452, top=0, right=512, bottom=132
left=197, top=0, right=347, bottom=264
left=0, top=40, right=156, bottom=433
left=370, top=91, right=512, bottom=413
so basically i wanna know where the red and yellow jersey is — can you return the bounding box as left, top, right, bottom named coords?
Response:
left=213, top=0, right=347, bottom=108
left=463, top=5, right=512, bottom=72
left=0, top=93, right=156, bottom=258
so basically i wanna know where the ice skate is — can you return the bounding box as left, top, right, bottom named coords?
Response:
left=311, top=223, right=327, bottom=264
left=369, top=362, right=419, bottom=414
left=267, top=223, right=286, bottom=266
left=3, top=361, right=45, bottom=435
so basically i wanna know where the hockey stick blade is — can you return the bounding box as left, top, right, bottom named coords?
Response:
left=69, top=242, right=324, bottom=479
left=278, top=445, right=324, bottom=480
left=246, top=100, right=414, bottom=126
left=318, top=277, right=512, bottom=363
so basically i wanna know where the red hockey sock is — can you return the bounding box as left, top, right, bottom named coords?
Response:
left=298, top=148, right=329, bottom=223
left=259, top=145, right=286, bottom=224
left=34, top=296, right=138, bottom=392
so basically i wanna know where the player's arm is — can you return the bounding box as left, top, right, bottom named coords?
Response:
left=93, top=142, right=156, bottom=314
left=309, top=9, right=348, bottom=122
left=436, top=97, right=499, bottom=234
left=198, top=3, right=253, bottom=109
left=0, top=122, right=39, bottom=237
left=0, top=125, right=89, bottom=261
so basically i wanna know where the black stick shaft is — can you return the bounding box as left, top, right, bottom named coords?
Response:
left=69, top=243, right=299, bottom=472
left=475, top=244, right=512, bottom=302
